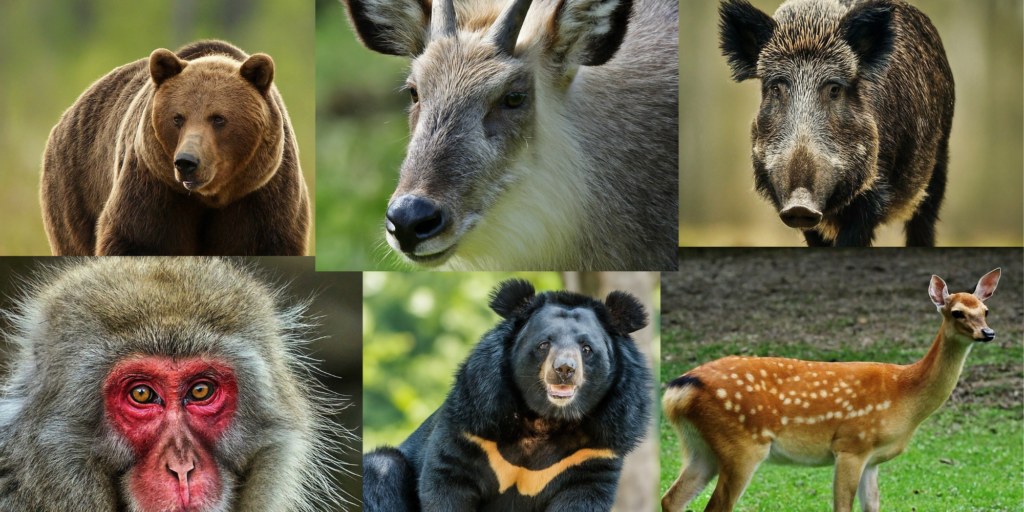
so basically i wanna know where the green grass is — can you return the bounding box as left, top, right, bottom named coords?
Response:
left=661, top=334, right=1024, bottom=512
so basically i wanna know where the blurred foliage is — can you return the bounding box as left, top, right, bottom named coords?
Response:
left=679, top=0, right=1024, bottom=247
left=0, top=0, right=315, bottom=255
left=362, top=272, right=566, bottom=449
left=316, top=0, right=410, bottom=270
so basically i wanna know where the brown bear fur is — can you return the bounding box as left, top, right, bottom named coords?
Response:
left=40, top=40, right=309, bottom=255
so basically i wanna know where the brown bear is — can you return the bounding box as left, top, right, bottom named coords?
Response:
left=40, top=40, right=310, bottom=255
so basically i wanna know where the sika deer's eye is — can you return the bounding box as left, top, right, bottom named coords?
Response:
left=984, top=310, right=989, bottom=317
left=409, top=87, right=419, bottom=103
left=951, top=310, right=965, bottom=319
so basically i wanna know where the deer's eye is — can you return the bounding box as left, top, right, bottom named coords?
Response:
left=951, top=310, right=965, bottom=319
left=409, top=87, right=419, bottom=103
left=984, top=310, right=989, bottom=317
left=504, top=92, right=527, bottom=108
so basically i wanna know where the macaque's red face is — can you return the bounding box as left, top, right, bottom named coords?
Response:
left=104, top=356, right=238, bottom=512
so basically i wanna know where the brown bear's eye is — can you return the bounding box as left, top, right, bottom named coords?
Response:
left=211, top=115, right=226, bottom=127
left=409, top=87, right=419, bottom=103
left=173, top=115, right=184, bottom=128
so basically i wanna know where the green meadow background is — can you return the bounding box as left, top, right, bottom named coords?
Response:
left=316, top=0, right=409, bottom=270
left=679, top=0, right=1024, bottom=247
left=0, top=0, right=315, bottom=255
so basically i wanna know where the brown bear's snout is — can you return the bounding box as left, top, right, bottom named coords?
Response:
left=174, top=153, right=200, bottom=177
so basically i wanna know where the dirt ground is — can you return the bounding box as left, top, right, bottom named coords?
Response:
left=662, top=248, right=1023, bottom=410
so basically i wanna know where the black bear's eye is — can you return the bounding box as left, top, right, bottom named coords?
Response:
left=951, top=310, right=965, bottom=319
left=539, top=342, right=550, bottom=350
left=173, top=114, right=184, bottom=128
left=582, top=345, right=592, bottom=354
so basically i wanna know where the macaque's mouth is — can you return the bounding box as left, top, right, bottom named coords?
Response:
left=547, top=384, right=576, bottom=400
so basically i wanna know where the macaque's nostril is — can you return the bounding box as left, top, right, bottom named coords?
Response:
left=174, top=153, right=200, bottom=175
left=386, top=195, right=447, bottom=252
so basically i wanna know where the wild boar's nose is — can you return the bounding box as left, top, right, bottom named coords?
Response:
left=981, top=328, right=995, bottom=341
left=554, top=358, right=576, bottom=381
left=779, top=188, right=822, bottom=229
left=386, top=195, right=447, bottom=252
left=174, top=153, right=200, bottom=176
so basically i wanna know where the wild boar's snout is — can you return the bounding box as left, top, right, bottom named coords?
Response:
left=780, top=188, right=822, bottom=229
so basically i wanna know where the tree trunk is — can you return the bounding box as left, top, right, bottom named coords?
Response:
left=560, top=272, right=659, bottom=512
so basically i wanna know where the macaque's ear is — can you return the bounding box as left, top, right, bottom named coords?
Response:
left=973, top=268, right=1000, bottom=302
left=605, top=291, right=647, bottom=334
left=841, top=0, right=895, bottom=78
left=719, top=0, right=776, bottom=81
left=342, top=0, right=430, bottom=57
left=489, top=279, right=536, bottom=318
left=928, top=275, right=949, bottom=310
left=240, top=54, right=275, bottom=94
left=150, top=49, right=187, bottom=86
left=547, top=0, right=633, bottom=68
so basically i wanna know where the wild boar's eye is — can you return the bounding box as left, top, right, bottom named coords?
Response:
left=951, top=310, right=965, bottom=319
left=504, top=93, right=527, bottom=108
left=409, top=87, right=419, bottom=103
left=769, top=85, right=781, bottom=99
left=827, top=84, right=841, bottom=101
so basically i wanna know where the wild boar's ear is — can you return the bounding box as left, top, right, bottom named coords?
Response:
left=489, top=279, right=536, bottom=319
left=547, top=0, right=633, bottom=67
left=240, top=54, right=275, bottom=94
left=341, top=0, right=431, bottom=57
left=841, top=0, right=896, bottom=78
left=605, top=291, right=647, bottom=334
left=150, top=49, right=187, bottom=86
left=718, top=0, right=776, bottom=82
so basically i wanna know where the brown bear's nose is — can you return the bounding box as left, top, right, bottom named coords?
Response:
left=174, top=153, right=200, bottom=176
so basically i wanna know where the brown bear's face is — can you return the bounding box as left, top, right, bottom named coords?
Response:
left=149, top=49, right=278, bottom=203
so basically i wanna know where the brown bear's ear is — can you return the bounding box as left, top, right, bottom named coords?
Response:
left=604, top=291, right=647, bottom=334
left=150, top=49, right=187, bottom=86
left=489, top=279, right=536, bottom=319
left=240, top=53, right=275, bottom=94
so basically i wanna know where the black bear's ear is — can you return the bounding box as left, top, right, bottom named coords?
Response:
left=150, top=49, right=187, bottom=86
left=718, top=0, right=776, bottom=82
left=489, top=279, right=536, bottom=319
left=604, top=291, right=647, bottom=334
left=841, top=0, right=895, bottom=78
left=240, top=53, right=275, bottom=94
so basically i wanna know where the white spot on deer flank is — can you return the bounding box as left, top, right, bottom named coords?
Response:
left=739, top=415, right=745, bottom=423
left=781, top=417, right=788, bottom=425
left=746, top=385, right=753, bottom=392
left=793, top=376, right=801, bottom=382
left=725, top=400, right=733, bottom=411
left=784, top=398, right=792, bottom=405
left=717, top=389, right=727, bottom=398
left=746, top=373, right=755, bottom=382
left=760, top=369, right=768, bottom=377
left=735, top=392, right=742, bottom=400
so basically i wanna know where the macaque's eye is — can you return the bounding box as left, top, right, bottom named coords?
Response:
left=827, top=83, right=841, bottom=101
left=130, top=385, right=158, bottom=404
left=409, top=87, right=419, bottom=103
left=173, top=114, right=184, bottom=128
left=188, top=382, right=214, bottom=401
left=582, top=345, right=592, bottom=354
left=210, top=115, right=226, bottom=127
left=769, top=84, right=782, bottom=98
left=504, top=92, right=527, bottom=108
left=539, top=341, right=550, bottom=351
left=951, top=310, right=965, bottom=319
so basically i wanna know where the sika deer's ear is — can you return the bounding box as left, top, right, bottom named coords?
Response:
left=342, top=0, right=431, bottom=57
left=547, top=0, right=633, bottom=68
left=973, top=268, right=1000, bottom=302
left=928, top=275, right=949, bottom=310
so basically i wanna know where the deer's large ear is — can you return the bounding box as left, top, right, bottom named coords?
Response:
left=342, top=0, right=430, bottom=57
left=547, top=0, right=633, bottom=68
left=973, top=268, right=1000, bottom=302
left=719, top=0, right=776, bottom=82
left=928, top=275, right=949, bottom=310
left=489, top=279, right=536, bottom=319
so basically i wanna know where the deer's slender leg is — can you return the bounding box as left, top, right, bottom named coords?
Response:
left=833, top=452, right=869, bottom=512
left=662, top=444, right=717, bottom=512
left=856, top=464, right=880, bottom=512
left=703, top=443, right=769, bottom=512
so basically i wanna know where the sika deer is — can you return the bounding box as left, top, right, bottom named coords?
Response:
left=662, top=268, right=1001, bottom=512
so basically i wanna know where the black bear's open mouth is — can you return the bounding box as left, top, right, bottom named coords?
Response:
left=547, top=384, right=576, bottom=401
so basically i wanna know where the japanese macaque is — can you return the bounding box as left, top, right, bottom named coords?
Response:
left=0, top=258, right=349, bottom=512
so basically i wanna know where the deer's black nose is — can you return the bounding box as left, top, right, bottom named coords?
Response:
left=386, top=195, right=447, bottom=253
left=980, top=328, right=995, bottom=341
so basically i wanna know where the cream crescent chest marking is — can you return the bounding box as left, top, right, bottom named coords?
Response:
left=463, top=433, right=618, bottom=497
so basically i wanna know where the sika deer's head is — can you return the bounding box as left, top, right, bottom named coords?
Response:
left=929, top=269, right=1000, bottom=343
left=342, top=0, right=633, bottom=266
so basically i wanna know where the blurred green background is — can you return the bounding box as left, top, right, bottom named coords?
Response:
left=679, top=0, right=1024, bottom=247
left=0, top=0, right=315, bottom=255
left=315, top=0, right=409, bottom=270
